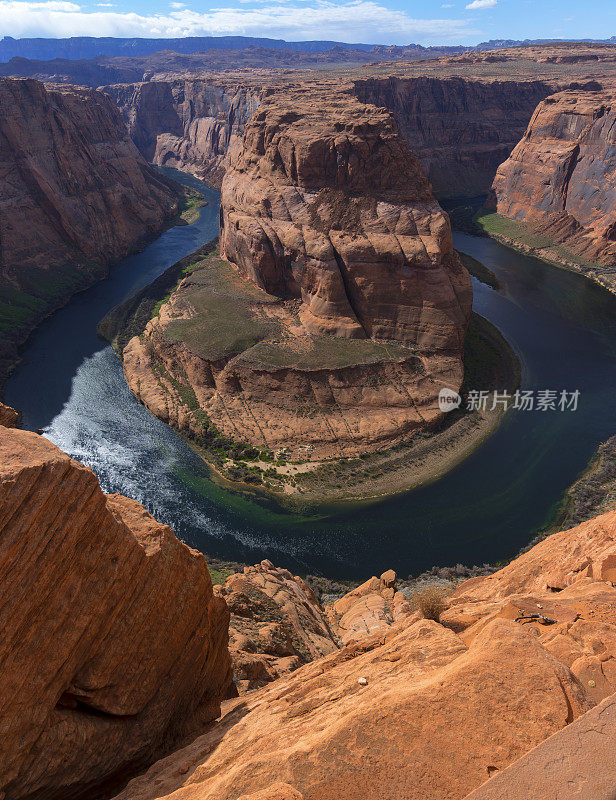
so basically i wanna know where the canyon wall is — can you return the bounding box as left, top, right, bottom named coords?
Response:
left=490, top=89, right=616, bottom=278
left=0, top=77, right=181, bottom=381
left=353, top=76, right=553, bottom=198
left=0, top=424, right=232, bottom=800
left=104, top=79, right=261, bottom=184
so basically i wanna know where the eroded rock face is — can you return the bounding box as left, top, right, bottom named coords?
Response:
left=0, top=77, right=180, bottom=380
left=0, top=427, right=232, bottom=800
left=490, top=90, right=616, bottom=277
left=124, top=90, right=469, bottom=457
left=215, top=560, right=338, bottom=692
left=105, top=79, right=261, bottom=185
left=0, top=402, right=18, bottom=427
left=353, top=76, right=552, bottom=198
left=221, top=90, right=471, bottom=347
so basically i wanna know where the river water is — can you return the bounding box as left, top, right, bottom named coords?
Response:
left=6, top=171, right=616, bottom=579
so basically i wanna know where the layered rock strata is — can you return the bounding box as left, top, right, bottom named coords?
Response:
left=0, top=77, right=181, bottom=380
left=215, top=560, right=338, bottom=692
left=353, top=76, right=552, bottom=198
left=490, top=89, right=616, bottom=283
left=105, top=80, right=261, bottom=184
left=0, top=426, right=232, bottom=800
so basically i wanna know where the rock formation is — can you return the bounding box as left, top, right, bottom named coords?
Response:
left=105, top=79, right=261, bottom=184
left=353, top=76, right=552, bottom=197
left=215, top=560, right=338, bottom=692
left=0, top=426, right=232, bottom=800
left=325, top=569, right=412, bottom=644
left=0, top=77, right=181, bottom=380
left=0, top=401, right=18, bottom=427
left=490, top=89, right=616, bottom=283
left=117, top=90, right=472, bottom=460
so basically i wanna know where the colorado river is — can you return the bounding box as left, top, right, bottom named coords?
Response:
left=6, top=170, right=616, bottom=579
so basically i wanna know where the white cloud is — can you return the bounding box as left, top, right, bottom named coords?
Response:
left=169, top=1, right=185, bottom=7
left=465, top=0, right=496, bottom=8
left=95, top=2, right=114, bottom=5
left=0, top=0, right=480, bottom=44
left=441, top=3, right=454, bottom=7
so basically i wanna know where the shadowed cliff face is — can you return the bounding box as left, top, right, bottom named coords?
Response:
left=0, top=425, right=233, bottom=800
left=490, top=89, right=616, bottom=277
left=0, top=77, right=181, bottom=381
left=104, top=80, right=261, bottom=185
left=352, top=76, right=553, bottom=198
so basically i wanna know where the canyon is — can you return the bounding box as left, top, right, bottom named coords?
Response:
left=3, top=401, right=616, bottom=799
left=109, top=87, right=476, bottom=471
left=0, top=77, right=182, bottom=382
left=4, top=37, right=616, bottom=800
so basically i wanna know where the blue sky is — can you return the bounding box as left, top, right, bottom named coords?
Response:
left=1, top=0, right=613, bottom=46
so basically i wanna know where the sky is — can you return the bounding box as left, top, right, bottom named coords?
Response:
left=0, top=0, right=614, bottom=47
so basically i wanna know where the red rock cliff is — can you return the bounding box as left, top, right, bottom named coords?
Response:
left=352, top=76, right=552, bottom=198
left=220, top=89, right=472, bottom=349
left=490, top=89, right=616, bottom=278
left=0, top=77, right=181, bottom=380
left=104, top=79, right=261, bottom=185
left=0, top=426, right=232, bottom=800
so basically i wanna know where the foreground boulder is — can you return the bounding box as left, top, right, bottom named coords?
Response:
left=0, top=427, right=232, bottom=800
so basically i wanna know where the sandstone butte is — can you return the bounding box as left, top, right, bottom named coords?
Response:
left=490, top=89, right=616, bottom=288
left=4, top=403, right=616, bottom=799
left=0, top=77, right=181, bottom=380
left=0, top=419, right=233, bottom=800
left=120, top=89, right=473, bottom=460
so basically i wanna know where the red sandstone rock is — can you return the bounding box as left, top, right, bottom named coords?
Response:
left=491, top=90, right=616, bottom=280
left=325, top=569, right=413, bottom=644
left=111, top=617, right=590, bottom=800
left=105, top=79, right=261, bottom=185
left=353, top=76, right=551, bottom=198
left=237, top=783, right=304, bottom=800
left=215, top=561, right=338, bottom=692
left=0, top=402, right=18, bottom=427
left=0, top=427, right=232, bottom=800
left=0, top=77, right=180, bottom=379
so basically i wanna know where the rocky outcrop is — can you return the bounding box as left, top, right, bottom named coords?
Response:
left=105, top=79, right=261, bottom=184
left=0, top=401, right=18, bottom=427
left=215, top=560, right=338, bottom=692
left=353, top=77, right=552, bottom=198
left=0, top=426, right=232, bottom=800
left=0, top=77, right=181, bottom=381
left=325, top=569, right=413, bottom=644
left=490, top=89, right=616, bottom=279
left=119, top=89, right=473, bottom=461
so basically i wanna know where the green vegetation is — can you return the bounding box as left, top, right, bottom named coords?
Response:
left=237, top=337, right=416, bottom=371
left=176, top=187, right=207, bottom=225
left=461, top=312, right=520, bottom=396
left=208, top=567, right=233, bottom=585
left=457, top=251, right=501, bottom=291
left=473, top=210, right=595, bottom=269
